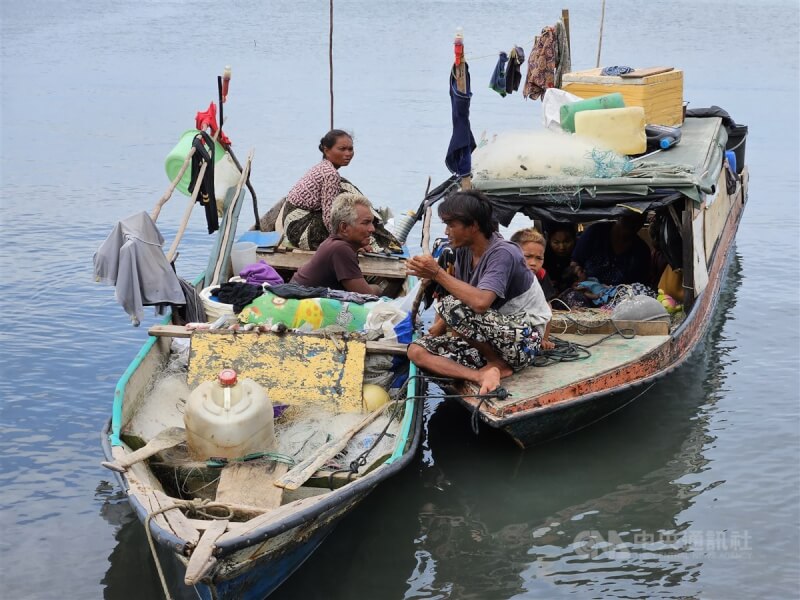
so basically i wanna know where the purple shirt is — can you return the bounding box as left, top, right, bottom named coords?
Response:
left=454, top=234, right=533, bottom=309
left=291, top=236, right=363, bottom=290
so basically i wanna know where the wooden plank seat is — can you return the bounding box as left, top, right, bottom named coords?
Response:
left=259, top=248, right=407, bottom=280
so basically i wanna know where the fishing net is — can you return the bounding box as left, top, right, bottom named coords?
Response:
left=471, top=129, right=633, bottom=184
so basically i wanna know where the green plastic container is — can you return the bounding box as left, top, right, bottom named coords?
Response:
left=164, top=129, right=226, bottom=196
left=560, top=93, right=626, bottom=133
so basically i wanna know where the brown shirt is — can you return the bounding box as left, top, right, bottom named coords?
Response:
left=291, top=236, right=363, bottom=290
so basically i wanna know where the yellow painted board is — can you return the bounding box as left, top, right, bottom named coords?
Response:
left=188, top=331, right=366, bottom=413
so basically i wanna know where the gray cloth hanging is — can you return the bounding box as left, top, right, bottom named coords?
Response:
left=93, top=211, right=185, bottom=326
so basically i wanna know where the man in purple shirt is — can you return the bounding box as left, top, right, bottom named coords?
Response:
left=406, top=190, right=545, bottom=395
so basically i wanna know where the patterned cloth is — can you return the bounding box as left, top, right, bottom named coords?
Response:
left=523, top=26, right=557, bottom=100
left=279, top=176, right=402, bottom=252
left=523, top=21, right=570, bottom=101
left=285, top=159, right=342, bottom=231
left=412, top=295, right=541, bottom=371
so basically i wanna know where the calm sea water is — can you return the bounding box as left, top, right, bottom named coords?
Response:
left=2, top=1, right=798, bottom=598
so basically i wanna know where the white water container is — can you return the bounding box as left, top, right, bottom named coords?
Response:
left=184, top=369, right=276, bottom=460
left=230, top=241, right=257, bottom=277
left=574, top=106, right=647, bottom=155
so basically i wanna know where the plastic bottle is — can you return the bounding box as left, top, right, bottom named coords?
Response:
left=645, top=124, right=682, bottom=150
left=184, top=369, right=276, bottom=460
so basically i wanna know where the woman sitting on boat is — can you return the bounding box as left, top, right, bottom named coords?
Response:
left=406, top=190, right=551, bottom=395
left=571, top=213, right=651, bottom=286
left=566, top=213, right=657, bottom=305
left=261, top=129, right=401, bottom=253
left=291, top=194, right=383, bottom=296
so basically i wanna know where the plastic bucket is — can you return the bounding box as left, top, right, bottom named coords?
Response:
left=230, top=242, right=257, bottom=276
left=165, top=129, right=226, bottom=196
left=199, top=286, right=234, bottom=321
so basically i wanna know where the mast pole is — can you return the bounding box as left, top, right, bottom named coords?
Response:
left=329, top=0, right=334, bottom=129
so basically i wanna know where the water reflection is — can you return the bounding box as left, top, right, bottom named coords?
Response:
left=409, top=255, right=742, bottom=599
left=97, top=481, right=197, bottom=600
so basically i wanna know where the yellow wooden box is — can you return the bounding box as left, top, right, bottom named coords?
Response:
left=561, top=67, right=684, bottom=126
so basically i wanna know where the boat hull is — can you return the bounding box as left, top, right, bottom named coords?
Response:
left=101, top=341, right=424, bottom=599
left=194, top=497, right=359, bottom=600
left=458, top=169, right=748, bottom=448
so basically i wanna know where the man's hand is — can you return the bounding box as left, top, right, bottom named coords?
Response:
left=406, top=254, right=441, bottom=281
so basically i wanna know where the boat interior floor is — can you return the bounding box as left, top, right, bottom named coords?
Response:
left=498, top=330, right=670, bottom=406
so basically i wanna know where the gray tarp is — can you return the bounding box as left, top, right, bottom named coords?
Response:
left=473, top=117, right=727, bottom=207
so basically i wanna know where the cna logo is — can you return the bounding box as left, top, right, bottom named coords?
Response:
left=572, top=530, right=631, bottom=560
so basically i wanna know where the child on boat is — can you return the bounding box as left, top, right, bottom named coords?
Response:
left=510, top=227, right=556, bottom=350
left=564, top=263, right=617, bottom=306
left=542, top=223, right=577, bottom=292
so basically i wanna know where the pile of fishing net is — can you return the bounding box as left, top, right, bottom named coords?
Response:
left=471, top=129, right=633, bottom=183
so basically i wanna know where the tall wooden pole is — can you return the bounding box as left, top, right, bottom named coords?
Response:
left=596, top=0, right=606, bottom=68
left=561, top=9, right=571, bottom=56
left=329, top=0, right=334, bottom=129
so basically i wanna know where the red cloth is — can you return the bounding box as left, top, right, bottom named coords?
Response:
left=195, top=102, right=231, bottom=146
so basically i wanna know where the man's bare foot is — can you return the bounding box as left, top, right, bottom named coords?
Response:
left=477, top=366, right=502, bottom=396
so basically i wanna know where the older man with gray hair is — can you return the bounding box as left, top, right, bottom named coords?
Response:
left=291, top=193, right=382, bottom=295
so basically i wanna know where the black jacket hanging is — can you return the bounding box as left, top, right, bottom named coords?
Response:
left=188, top=131, right=219, bottom=234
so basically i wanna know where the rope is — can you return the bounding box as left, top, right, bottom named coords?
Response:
left=144, top=498, right=234, bottom=600
left=327, top=398, right=405, bottom=487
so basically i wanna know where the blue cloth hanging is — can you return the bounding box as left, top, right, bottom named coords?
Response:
left=445, top=63, right=477, bottom=177
left=489, top=51, right=508, bottom=97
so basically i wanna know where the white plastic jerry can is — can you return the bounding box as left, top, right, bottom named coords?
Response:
left=184, top=369, right=276, bottom=460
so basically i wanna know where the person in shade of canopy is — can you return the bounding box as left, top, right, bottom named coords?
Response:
left=291, top=194, right=382, bottom=296
left=406, top=190, right=550, bottom=395
left=571, top=213, right=651, bottom=286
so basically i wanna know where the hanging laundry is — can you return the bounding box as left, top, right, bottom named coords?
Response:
left=93, top=211, right=185, bottom=326
left=505, top=46, right=525, bottom=95
left=445, top=62, right=476, bottom=177
left=188, top=131, right=219, bottom=234
left=194, top=102, right=231, bottom=147
left=523, top=21, right=571, bottom=101
left=489, top=51, right=509, bottom=97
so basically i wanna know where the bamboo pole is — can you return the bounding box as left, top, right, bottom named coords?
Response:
left=562, top=8, right=571, bottom=56
left=409, top=177, right=433, bottom=330
left=165, top=159, right=211, bottom=263
left=596, top=0, right=606, bottom=68
left=151, top=146, right=196, bottom=223
left=329, top=0, right=334, bottom=129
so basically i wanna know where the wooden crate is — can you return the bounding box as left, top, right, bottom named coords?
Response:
left=561, top=67, right=684, bottom=126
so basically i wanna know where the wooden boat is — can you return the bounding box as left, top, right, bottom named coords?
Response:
left=99, top=118, right=424, bottom=598
left=428, top=115, right=748, bottom=448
